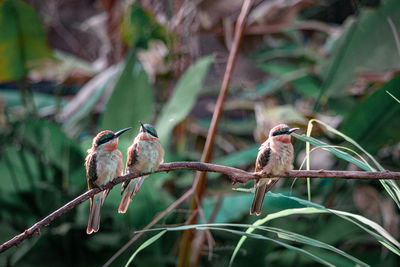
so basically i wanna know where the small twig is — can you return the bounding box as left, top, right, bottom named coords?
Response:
left=194, top=195, right=215, bottom=261
left=1, top=161, right=400, bottom=254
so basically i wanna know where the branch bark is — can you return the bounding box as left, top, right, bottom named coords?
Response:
left=1, top=161, right=399, bottom=254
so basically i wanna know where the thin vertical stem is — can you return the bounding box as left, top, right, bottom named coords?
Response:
left=177, top=1, right=253, bottom=266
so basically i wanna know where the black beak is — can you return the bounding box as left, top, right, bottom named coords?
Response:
left=288, top=128, right=299, bottom=134
left=114, top=127, right=132, bottom=138
left=139, top=121, right=146, bottom=132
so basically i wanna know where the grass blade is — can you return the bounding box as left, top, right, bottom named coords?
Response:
left=386, top=90, right=400, bottom=104
left=125, top=230, right=167, bottom=267
left=296, top=119, right=400, bottom=209
left=293, top=133, right=372, bottom=171
left=208, top=227, right=335, bottom=267
left=136, top=220, right=369, bottom=266
left=230, top=193, right=400, bottom=265
left=139, top=224, right=335, bottom=266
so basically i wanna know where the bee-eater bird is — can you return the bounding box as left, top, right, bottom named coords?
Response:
left=118, top=122, right=164, bottom=213
left=85, top=127, right=131, bottom=234
left=250, top=124, right=299, bottom=216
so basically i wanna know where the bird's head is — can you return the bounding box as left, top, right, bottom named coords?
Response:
left=92, top=127, right=131, bottom=151
left=138, top=121, right=159, bottom=139
left=269, top=124, right=299, bottom=143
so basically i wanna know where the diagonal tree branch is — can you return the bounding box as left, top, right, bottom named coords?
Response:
left=1, top=161, right=399, bottom=254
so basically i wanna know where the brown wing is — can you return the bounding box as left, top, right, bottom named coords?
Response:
left=115, top=150, right=123, bottom=177
left=126, top=142, right=139, bottom=171
left=122, top=143, right=139, bottom=194
left=85, top=153, right=98, bottom=189
left=255, top=145, right=271, bottom=172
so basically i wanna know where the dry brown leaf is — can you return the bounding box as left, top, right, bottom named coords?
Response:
left=353, top=186, right=381, bottom=223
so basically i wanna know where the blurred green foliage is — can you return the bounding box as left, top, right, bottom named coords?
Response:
left=101, top=50, right=154, bottom=131
left=320, top=0, right=400, bottom=99
left=341, top=77, right=400, bottom=154
left=156, top=55, right=213, bottom=147
left=0, top=0, right=50, bottom=81
left=121, top=3, right=169, bottom=49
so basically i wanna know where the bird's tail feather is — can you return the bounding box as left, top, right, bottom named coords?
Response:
left=118, top=175, right=148, bottom=213
left=87, top=190, right=109, bottom=234
left=119, top=181, right=135, bottom=213
left=134, top=175, right=147, bottom=194
left=250, top=179, right=278, bottom=216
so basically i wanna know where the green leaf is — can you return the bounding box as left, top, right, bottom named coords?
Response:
left=0, top=89, right=66, bottom=109
left=214, top=145, right=258, bottom=167
left=121, top=4, right=168, bottom=48
left=155, top=55, right=213, bottom=146
left=0, top=0, right=50, bottom=81
left=257, top=63, right=297, bottom=75
left=63, top=65, right=121, bottom=131
left=341, top=76, right=400, bottom=154
left=254, top=77, right=284, bottom=96
left=291, top=75, right=321, bottom=99
left=319, top=0, right=400, bottom=98
left=254, top=67, right=309, bottom=97
left=203, top=195, right=253, bottom=223
left=12, top=119, right=85, bottom=185
left=101, top=50, right=153, bottom=135
left=125, top=230, right=167, bottom=267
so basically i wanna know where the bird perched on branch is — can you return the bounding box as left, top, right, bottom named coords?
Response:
left=119, top=122, right=164, bottom=213
left=250, top=124, right=299, bottom=215
left=85, top=127, right=131, bottom=234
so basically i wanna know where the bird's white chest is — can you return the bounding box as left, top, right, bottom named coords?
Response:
left=137, top=141, right=163, bottom=172
left=268, top=143, right=293, bottom=174
left=96, top=150, right=121, bottom=186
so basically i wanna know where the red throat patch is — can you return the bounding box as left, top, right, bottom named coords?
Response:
left=104, top=139, right=118, bottom=151
left=274, top=135, right=291, bottom=143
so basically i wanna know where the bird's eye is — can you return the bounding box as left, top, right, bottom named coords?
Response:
left=282, top=127, right=289, bottom=134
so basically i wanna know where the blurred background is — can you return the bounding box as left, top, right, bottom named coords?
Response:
left=1, top=0, right=400, bottom=266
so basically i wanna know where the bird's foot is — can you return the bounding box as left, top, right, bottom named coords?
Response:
left=231, top=176, right=240, bottom=185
